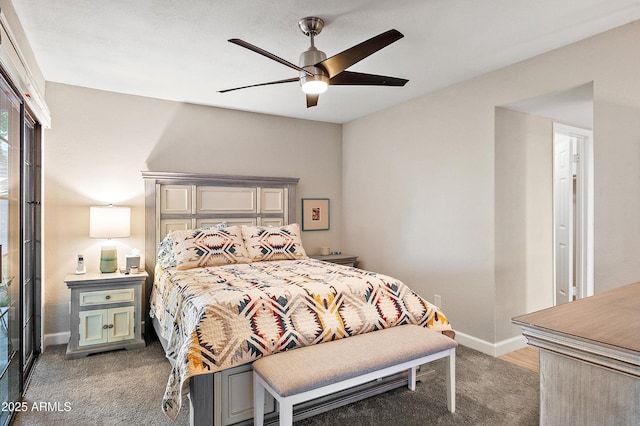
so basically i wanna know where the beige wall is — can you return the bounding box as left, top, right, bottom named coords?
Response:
left=343, top=20, right=640, bottom=349
left=42, top=83, right=343, bottom=337
left=495, top=107, right=553, bottom=342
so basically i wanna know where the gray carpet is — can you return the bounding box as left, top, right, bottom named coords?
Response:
left=13, top=341, right=538, bottom=426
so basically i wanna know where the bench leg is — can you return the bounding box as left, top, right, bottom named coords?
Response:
left=446, top=348, right=456, bottom=413
left=408, top=365, right=417, bottom=391
left=279, top=400, right=293, bottom=426
left=253, top=372, right=265, bottom=426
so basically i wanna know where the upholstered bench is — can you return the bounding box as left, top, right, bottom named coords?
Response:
left=252, top=324, right=457, bottom=426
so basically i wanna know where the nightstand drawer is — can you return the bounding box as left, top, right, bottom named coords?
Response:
left=79, top=288, right=135, bottom=306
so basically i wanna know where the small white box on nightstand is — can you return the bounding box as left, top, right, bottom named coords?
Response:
left=126, top=255, right=140, bottom=272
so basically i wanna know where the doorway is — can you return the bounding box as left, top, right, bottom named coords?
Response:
left=552, top=123, right=593, bottom=305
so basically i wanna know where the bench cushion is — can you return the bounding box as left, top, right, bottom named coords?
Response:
left=252, top=324, right=457, bottom=397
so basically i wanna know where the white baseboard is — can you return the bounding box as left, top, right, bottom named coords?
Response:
left=43, top=332, right=70, bottom=351
left=455, top=331, right=528, bottom=357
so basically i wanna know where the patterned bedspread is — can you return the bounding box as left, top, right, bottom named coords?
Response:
left=150, top=258, right=452, bottom=420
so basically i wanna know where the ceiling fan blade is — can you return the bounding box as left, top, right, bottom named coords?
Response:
left=218, top=77, right=299, bottom=93
left=329, top=71, right=408, bottom=87
left=228, top=39, right=313, bottom=76
left=316, top=29, right=404, bottom=78
left=306, top=93, right=319, bottom=108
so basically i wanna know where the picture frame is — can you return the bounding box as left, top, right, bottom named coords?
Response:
left=302, top=198, right=330, bottom=231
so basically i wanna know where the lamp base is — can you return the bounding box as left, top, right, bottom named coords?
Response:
left=100, top=245, right=118, bottom=273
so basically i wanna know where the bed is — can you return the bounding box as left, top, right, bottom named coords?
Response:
left=142, top=172, right=453, bottom=425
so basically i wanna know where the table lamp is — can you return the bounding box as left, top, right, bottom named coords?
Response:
left=89, top=205, right=131, bottom=273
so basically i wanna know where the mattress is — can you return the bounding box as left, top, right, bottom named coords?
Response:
left=150, top=258, right=452, bottom=419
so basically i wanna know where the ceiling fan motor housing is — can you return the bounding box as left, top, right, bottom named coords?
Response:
left=299, top=47, right=329, bottom=92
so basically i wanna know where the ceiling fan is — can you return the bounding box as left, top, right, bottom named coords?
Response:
left=219, top=17, right=409, bottom=108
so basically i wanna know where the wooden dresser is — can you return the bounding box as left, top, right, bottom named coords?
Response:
left=513, top=282, right=640, bottom=425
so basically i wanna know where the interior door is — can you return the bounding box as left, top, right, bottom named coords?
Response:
left=553, top=133, right=575, bottom=305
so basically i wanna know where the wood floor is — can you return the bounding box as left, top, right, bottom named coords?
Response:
left=498, top=346, right=539, bottom=373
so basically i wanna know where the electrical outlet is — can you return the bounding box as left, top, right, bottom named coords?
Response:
left=434, top=294, right=441, bottom=308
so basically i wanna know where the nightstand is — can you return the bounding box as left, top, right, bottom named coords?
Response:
left=65, top=271, right=147, bottom=359
left=310, top=254, right=359, bottom=267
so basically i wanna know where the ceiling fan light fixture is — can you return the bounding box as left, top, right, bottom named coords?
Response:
left=301, top=74, right=329, bottom=94
left=299, top=46, right=328, bottom=94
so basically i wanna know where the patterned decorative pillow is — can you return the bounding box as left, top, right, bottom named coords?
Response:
left=157, top=222, right=227, bottom=269
left=241, top=223, right=308, bottom=262
left=171, top=225, right=250, bottom=270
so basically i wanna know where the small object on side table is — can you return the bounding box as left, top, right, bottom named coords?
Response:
left=64, top=271, right=147, bottom=359
left=75, top=254, right=86, bottom=274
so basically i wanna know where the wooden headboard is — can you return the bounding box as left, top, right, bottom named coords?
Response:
left=141, top=171, right=299, bottom=336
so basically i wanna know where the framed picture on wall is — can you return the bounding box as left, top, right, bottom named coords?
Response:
left=302, top=198, right=330, bottom=231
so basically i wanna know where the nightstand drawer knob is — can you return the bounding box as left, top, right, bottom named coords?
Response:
left=105, top=295, right=111, bottom=300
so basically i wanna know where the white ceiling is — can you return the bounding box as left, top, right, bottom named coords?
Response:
left=11, top=0, right=640, bottom=124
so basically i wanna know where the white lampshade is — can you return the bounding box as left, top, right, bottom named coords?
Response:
left=90, top=205, right=131, bottom=238
left=89, top=205, right=131, bottom=273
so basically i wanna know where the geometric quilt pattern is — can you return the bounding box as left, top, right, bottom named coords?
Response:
left=171, top=225, right=251, bottom=270
left=241, top=223, right=308, bottom=261
left=150, top=259, right=452, bottom=420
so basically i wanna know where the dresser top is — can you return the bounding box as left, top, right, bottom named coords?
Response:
left=513, top=281, right=640, bottom=353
